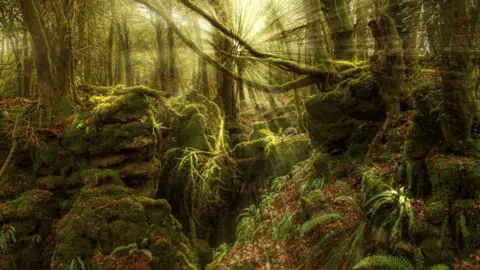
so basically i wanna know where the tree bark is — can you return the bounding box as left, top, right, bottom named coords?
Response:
left=437, top=0, right=477, bottom=152
left=385, top=0, right=420, bottom=79
left=366, top=14, right=408, bottom=162
left=152, top=15, right=168, bottom=91
left=320, top=0, right=355, bottom=61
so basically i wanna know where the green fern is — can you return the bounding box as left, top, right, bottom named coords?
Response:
left=236, top=205, right=262, bottom=242
left=299, top=212, right=343, bottom=237
left=272, top=211, right=293, bottom=241
left=353, top=254, right=414, bottom=270
left=393, top=241, right=424, bottom=269
left=0, top=225, right=16, bottom=253
left=365, top=187, right=414, bottom=241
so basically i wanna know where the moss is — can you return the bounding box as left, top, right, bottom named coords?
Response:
left=265, top=136, right=311, bottom=176
left=35, top=174, right=81, bottom=190
left=425, top=201, right=448, bottom=224
left=64, top=114, right=89, bottom=156
left=420, top=237, right=454, bottom=265
left=427, top=154, right=480, bottom=203
left=96, top=93, right=153, bottom=124
left=305, top=91, right=356, bottom=151
left=183, top=114, right=213, bottom=151
left=232, top=139, right=269, bottom=159
left=33, top=139, right=71, bottom=177
left=81, top=169, right=124, bottom=188
left=87, top=120, right=156, bottom=157
left=52, top=184, right=197, bottom=270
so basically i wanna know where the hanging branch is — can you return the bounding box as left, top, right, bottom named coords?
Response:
left=134, top=0, right=326, bottom=93
left=138, top=0, right=333, bottom=76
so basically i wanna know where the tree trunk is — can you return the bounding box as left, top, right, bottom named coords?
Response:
left=320, top=0, right=355, bottom=61
left=152, top=15, right=168, bottom=91
left=209, top=0, right=236, bottom=122
left=385, top=0, right=420, bottom=79
left=22, top=31, right=32, bottom=98
left=167, top=25, right=179, bottom=94
left=122, top=15, right=134, bottom=86
left=56, top=0, right=76, bottom=99
left=193, top=17, right=209, bottom=97
left=18, top=0, right=56, bottom=122
left=437, top=0, right=477, bottom=153
left=366, top=14, right=408, bottom=162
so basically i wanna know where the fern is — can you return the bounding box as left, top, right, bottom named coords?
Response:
left=0, top=225, right=16, bottom=253
left=299, top=212, right=343, bottom=237
left=69, top=257, right=86, bottom=270
left=393, top=241, right=424, bottom=269
left=236, top=205, right=262, bottom=242
left=365, top=187, right=414, bottom=241
left=353, top=254, right=414, bottom=270
left=272, top=211, right=293, bottom=241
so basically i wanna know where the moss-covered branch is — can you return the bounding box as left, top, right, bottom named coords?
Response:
left=177, top=0, right=333, bottom=76
left=134, top=0, right=323, bottom=93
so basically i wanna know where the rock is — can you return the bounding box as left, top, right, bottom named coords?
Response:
left=51, top=184, right=197, bottom=270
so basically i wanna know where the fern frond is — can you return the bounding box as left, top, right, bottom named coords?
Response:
left=353, top=255, right=414, bottom=270
left=300, top=212, right=343, bottom=237
left=393, top=241, right=424, bottom=269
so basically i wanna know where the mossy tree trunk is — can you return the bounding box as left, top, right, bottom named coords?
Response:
left=437, top=0, right=478, bottom=153
left=355, top=0, right=369, bottom=62
left=366, top=14, right=408, bottom=161
left=167, top=25, right=179, bottom=94
left=18, top=0, right=57, bottom=122
left=22, top=30, right=33, bottom=98
left=385, top=0, right=420, bottom=79
left=152, top=15, right=168, bottom=91
left=56, top=0, right=76, bottom=100
left=320, top=0, right=355, bottom=61
left=303, top=0, right=331, bottom=91
left=209, top=0, right=236, bottom=122
left=193, top=17, right=209, bottom=97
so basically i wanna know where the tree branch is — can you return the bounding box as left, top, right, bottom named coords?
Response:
left=177, top=0, right=333, bottom=76
left=134, top=0, right=323, bottom=93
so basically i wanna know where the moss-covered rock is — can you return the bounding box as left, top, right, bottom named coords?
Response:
left=427, top=153, right=480, bottom=203
left=305, top=91, right=355, bottom=151
left=0, top=189, right=58, bottom=269
left=251, top=121, right=273, bottom=140
left=404, top=82, right=442, bottom=160
left=425, top=201, right=448, bottom=224
left=51, top=184, right=197, bottom=270
left=265, top=135, right=311, bottom=176
left=95, top=93, right=154, bottom=124
left=232, top=139, right=269, bottom=159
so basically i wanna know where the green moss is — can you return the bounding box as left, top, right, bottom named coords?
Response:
left=87, top=120, right=156, bottom=156
left=96, top=93, right=153, bottom=124
left=232, top=139, right=269, bottom=159
left=420, top=237, right=454, bottom=265
left=52, top=184, right=197, bottom=270
left=183, top=114, right=213, bottom=151
left=265, top=136, right=311, bottom=176
left=81, top=169, right=124, bottom=188
left=427, top=154, right=480, bottom=203
left=305, top=91, right=356, bottom=150
left=425, top=201, right=447, bottom=224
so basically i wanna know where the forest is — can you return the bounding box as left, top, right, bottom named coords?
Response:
left=0, top=0, right=479, bottom=269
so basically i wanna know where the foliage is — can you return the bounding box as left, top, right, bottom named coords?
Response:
left=353, top=254, right=414, bottom=270
left=272, top=211, right=294, bottom=241
left=365, top=187, right=414, bottom=241
left=299, top=212, right=343, bottom=237
left=0, top=225, right=16, bottom=253
left=69, top=257, right=86, bottom=270
left=236, top=205, right=263, bottom=243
